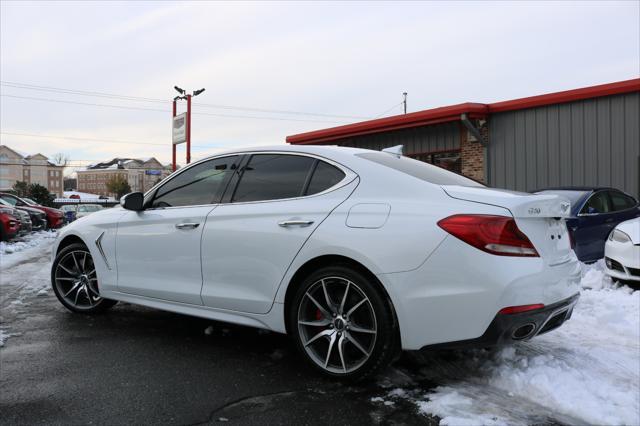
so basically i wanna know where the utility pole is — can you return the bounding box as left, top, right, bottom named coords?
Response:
left=172, top=86, right=205, bottom=171
left=403, top=92, right=408, bottom=114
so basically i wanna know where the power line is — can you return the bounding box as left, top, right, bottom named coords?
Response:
left=1, top=81, right=370, bottom=120
left=374, top=101, right=404, bottom=118
left=1, top=131, right=222, bottom=149
left=0, top=93, right=348, bottom=124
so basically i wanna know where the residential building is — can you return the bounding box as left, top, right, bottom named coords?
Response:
left=0, top=145, right=65, bottom=197
left=287, top=78, right=640, bottom=198
left=76, top=157, right=172, bottom=198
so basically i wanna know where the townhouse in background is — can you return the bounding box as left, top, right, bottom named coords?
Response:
left=0, top=145, right=65, bottom=197
left=76, top=157, right=172, bottom=198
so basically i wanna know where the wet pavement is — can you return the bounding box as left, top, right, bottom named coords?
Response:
left=0, top=284, right=438, bottom=425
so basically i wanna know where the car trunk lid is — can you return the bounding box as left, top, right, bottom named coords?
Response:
left=442, top=185, right=573, bottom=265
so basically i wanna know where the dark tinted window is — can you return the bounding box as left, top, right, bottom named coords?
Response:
left=581, top=191, right=611, bottom=214
left=152, top=156, right=238, bottom=207
left=0, top=195, right=17, bottom=206
left=356, top=152, right=483, bottom=187
left=609, top=191, right=637, bottom=211
left=306, top=161, right=345, bottom=195
left=232, top=154, right=314, bottom=202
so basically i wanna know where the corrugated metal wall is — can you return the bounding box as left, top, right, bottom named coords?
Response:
left=488, top=92, right=640, bottom=197
left=333, top=122, right=460, bottom=154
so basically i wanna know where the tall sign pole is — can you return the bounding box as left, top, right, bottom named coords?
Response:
left=172, top=99, right=177, bottom=172
left=186, top=94, right=192, bottom=165
left=172, top=86, right=204, bottom=171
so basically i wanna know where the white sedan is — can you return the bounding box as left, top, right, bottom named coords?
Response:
left=605, top=218, right=640, bottom=283
left=50, top=145, right=580, bottom=379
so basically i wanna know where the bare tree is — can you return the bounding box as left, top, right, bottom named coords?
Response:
left=52, top=152, right=70, bottom=167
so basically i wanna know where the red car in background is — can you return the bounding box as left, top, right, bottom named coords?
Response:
left=0, top=207, right=20, bottom=241
left=0, top=193, right=64, bottom=229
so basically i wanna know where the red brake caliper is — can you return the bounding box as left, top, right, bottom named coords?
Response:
left=315, top=309, right=323, bottom=321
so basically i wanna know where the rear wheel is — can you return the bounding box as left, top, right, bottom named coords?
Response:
left=289, top=264, right=399, bottom=381
left=51, top=243, right=117, bottom=313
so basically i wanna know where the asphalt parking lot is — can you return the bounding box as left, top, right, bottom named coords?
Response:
left=0, top=259, right=437, bottom=425
left=2, top=236, right=639, bottom=425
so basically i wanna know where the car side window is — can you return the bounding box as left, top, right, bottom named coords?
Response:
left=305, top=161, right=346, bottom=195
left=232, top=154, right=315, bottom=203
left=0, top=196, right=17, bottom=206
left=609, top=191, right=637, bottom=211
left=580, top=191, right=611, bottom=214
left=152, top=156, right=239, bottom=208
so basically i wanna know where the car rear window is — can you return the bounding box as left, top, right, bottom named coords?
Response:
left=356, top=152, right=483, bottom=187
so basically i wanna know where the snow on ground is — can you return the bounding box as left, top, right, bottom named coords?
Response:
left=0, top=230, right=57, bottom=269
left=374, top=261, right=640, bottom=426
left=0, top=230, right=58, bottom=347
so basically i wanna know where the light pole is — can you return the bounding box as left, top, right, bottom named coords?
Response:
left=172, top=86, right=205, bottom=171
left=403, top=92, right=407, bottom=114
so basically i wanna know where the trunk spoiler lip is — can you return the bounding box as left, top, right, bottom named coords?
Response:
left=440, top=185, right=572, bottom=219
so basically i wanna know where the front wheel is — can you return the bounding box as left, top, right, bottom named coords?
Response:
left=51, top=243, right=117, bottom=314
left=289, top=264, right=399, bottom=381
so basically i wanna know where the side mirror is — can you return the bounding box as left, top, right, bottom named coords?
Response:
left=120, top=192, right=144, bottom=211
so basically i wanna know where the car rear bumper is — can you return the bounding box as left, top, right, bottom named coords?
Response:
left=378, top=235, right=582, bottom=350
left=418, top=293, right=580, bottom=351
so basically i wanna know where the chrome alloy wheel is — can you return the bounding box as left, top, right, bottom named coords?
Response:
left=297, top=277, right=377, bottom=374
left=53, top=249, right=103, bottom=310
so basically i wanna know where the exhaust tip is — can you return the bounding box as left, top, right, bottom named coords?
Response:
left=511, top=323, right=536, bottom=340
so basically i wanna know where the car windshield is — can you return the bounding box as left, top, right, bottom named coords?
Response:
left=0, top=199, right=13, bottom=207
left=534, top=190, right=588, bottom=206
left=356, top=152, right=484, bottom=187
left=22, top=198, right=37, bottom=205
left=61, top=205, right=76, bottom=212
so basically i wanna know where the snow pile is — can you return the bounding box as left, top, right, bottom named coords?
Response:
left=0, top=230, right=57, bottom=257
left=375, top=261, right=640, bottom=425
left=63, top=191, right=101, bottom=199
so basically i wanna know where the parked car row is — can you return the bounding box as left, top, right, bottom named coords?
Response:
left=0, top=192, right=64, bottom=241
left=60, top=204, right=104, bottom=223
left=534, top=187, right=640, bottom=284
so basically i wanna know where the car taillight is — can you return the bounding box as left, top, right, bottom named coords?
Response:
left=437, top=214, right=539, bottom=257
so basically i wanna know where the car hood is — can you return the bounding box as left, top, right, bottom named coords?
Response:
left=616, top=218, right=640, bottom=244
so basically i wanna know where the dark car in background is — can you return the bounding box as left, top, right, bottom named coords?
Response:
left=0, top=193, right=64, bottom=229
left=535, top=187, right=640, bottom=263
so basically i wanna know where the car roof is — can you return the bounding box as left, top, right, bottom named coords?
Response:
left=200, top=144, right=370, bottom=160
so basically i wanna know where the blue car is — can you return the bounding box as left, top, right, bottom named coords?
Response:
left=535, top=187, right=640, bottom=263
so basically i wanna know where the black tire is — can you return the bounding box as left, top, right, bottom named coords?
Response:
left=288, top=264, right=400, bottom=381
left=51, top=242, right=117, bottom=314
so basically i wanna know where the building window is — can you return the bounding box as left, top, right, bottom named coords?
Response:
left=407, top=150, right=461, bottom=174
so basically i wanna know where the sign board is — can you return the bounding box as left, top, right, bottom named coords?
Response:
left=172, top=112, right=188, bottom=145
left=145, top=170, right=162, bottom=176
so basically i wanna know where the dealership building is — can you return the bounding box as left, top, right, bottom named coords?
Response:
left=287, top=79, right=639, bottom=198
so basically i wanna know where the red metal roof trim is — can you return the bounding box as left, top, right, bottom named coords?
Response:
left=488, top=78, right=640, bottom=113
left=287, top=78, right=640, bottom=145
left=287, top=103, right=488, bottom=145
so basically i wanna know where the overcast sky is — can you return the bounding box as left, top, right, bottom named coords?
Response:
left=1, top=1, right=639, bottom=175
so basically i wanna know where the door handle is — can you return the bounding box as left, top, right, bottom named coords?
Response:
left=175, top=222, right=200, bottom=229
left=278, top=220, right=314, bottom=227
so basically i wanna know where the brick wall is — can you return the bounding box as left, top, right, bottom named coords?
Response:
left=460, top=122, right=487, bottom=183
